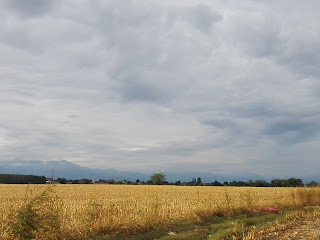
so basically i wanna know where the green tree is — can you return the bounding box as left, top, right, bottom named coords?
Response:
left=56, top=178, right=67, bottom=184
left=307, top=181, right=318, bottom=187
left=175, top=180, right=181, bottom=186
left=192, top=178, right=197, bottom=186
left=254, top=179, right=268, bottom=187
left=149, top=172, right=166, bottom=185
left=287, top=178, right=303, bottom=187
left=196, top=177, right=202, bottom=186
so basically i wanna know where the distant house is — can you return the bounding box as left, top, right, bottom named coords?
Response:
left=93, top=180, right=104, bottom=184
left=106, top=179, right=115, bottom=184
left=78, top=180, right=87, bottom=184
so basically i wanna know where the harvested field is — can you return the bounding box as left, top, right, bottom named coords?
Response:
left=1, top=185, right=320, bottom=239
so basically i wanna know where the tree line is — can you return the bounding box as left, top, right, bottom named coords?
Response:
left=148, top=172, right=318, bottom=187
left=0, top=174, right=47, bottom=184
left=55, top=173, right=318, bottom=187
left=147, top=173, right=317, bottom=187
left=1, top=173, right=318, bottom=187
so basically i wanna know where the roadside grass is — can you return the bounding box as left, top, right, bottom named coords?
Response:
left=96, top=207, right=320, bottom=240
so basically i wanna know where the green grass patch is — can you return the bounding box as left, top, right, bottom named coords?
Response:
left=95, top=207, right=317, bottom=240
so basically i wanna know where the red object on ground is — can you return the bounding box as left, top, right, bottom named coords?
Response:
left=259, top=207, right=279, bottom=213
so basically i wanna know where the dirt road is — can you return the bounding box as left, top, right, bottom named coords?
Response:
left=261, top=218, right=320, bottom=240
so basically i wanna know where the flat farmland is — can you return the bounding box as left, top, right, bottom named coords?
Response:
left=1, top=185, right=320, bottom=239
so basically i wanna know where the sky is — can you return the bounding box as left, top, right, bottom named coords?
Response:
left=0, top=0, right=320, bottom=177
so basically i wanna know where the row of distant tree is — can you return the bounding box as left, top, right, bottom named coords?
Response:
left=0, top=174, right=46, bottom=184
left=55, top=173, right=318, bottom=187
left=146, top=173, right=318, bottom=187
left=0, top=173, right=318, bottom=187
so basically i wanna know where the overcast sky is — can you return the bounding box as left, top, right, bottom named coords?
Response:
left=0, top=0, right=319, bottom=177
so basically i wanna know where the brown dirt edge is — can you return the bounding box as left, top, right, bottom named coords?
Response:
left=255, top=206, right=320, bottom=240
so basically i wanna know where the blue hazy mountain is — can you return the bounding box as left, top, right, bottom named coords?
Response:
left=0, top=160, right=148, bottom=181
left=1, top=159, right=314, bottom=183
left=0, top=159, right=266, bottom=182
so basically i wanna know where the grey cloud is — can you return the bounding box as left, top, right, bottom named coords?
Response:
left=93, top=2, right=223, bottom=105
left=278, top=39, right=320, bottom=77
left=116, top=79, right=167, bottom=103
left=265, top=121, right=316, bottom=136
left=236, top=22, right=281, bottom=58
left=264, top=119, right=319, bottom=144
left=1, top=0, right=320, bottom=177
left=67, top=115, right=80, bottom=119
left=4, top=0, right=54, bottom=18
left=2, top=99, right=34, bottom=107
left=173, top=5, right=223, bottom=32
left=226, top=2, right=320, bottom=77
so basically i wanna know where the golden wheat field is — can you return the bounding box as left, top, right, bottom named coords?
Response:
left=1, top=184, right=320, bottom=239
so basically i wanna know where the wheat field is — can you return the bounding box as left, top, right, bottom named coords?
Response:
left=1, top=184, right=320, bottom=239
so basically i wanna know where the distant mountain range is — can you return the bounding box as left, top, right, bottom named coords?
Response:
left=0, top=160, right=148, bottom=182
left=0, top=159, right=318, bottom=183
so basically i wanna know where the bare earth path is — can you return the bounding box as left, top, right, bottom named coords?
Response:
left=262, top=218, right=320, bottom=240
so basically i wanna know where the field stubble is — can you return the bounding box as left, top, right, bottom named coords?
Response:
left=0, top=185, right=320, bottom=239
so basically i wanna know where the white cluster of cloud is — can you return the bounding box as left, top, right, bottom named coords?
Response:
left=1, top=0, right=320, bottom=177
